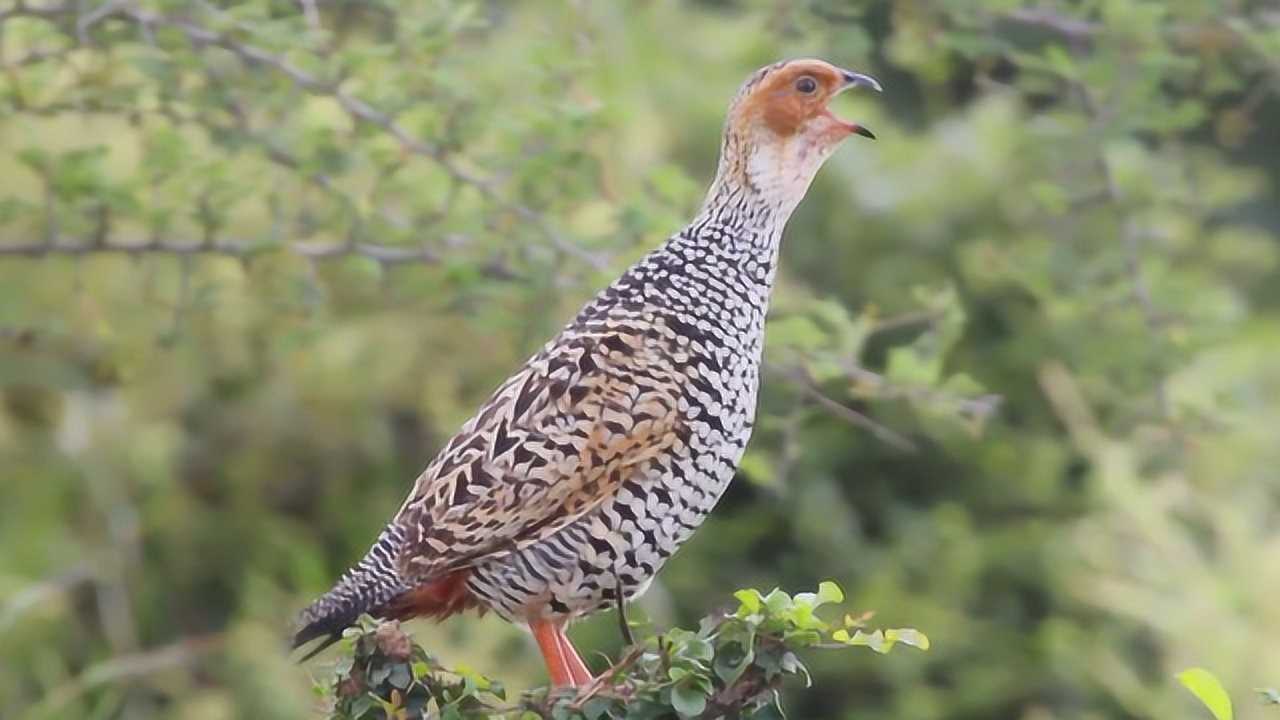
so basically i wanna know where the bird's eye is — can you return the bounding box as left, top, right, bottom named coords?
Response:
left=795, top=76, right=818, bottom=94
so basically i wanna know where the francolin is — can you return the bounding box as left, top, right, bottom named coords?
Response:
left=294, top=58, right=881, bottom=687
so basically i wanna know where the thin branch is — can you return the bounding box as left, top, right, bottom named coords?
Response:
left=120, top=5, right=602, bottom=268
left=568, top=645, right=646, bottom=711
left=1076, top=76, right=1174, bottom=419
left=0, top=46, right=70, bottom=69
left=867, top=309, right=945, bottom=336
left=0, top=235, right=520, bottom=279
left=27, top=634, right=224, bottom=719
left=0, top=564, right=94, bottom=633
left=1003, top=8, right=1099, bottom=43
left=774, top=364, right=919, bottom=453
left=2, top=1, right=605, bottom=269
left=298, top=0, right=322, bottom=33
left=1037, top=361, right=1107, bottom=454
left=840, top=362, right=1003, bottom=427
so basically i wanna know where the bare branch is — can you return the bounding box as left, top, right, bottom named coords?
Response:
left=119, top=5, right=603, bottom=268
left=299, top=0, right=322, bottom=33
left=1, top=1, right=606, bottom=269
left=0, top=564, right=94, bottom=633
left=772, top=363, right=919, bottom=453
left=1004, top=8, right=1099, bottom=43
left=840, top=362, right=1003, bottom=428
left=868, top=309, right=945, bottom=336
left=30, top=634, right=224, bottom=718
left=0, top=235, right=520, bottom=279
left=0, top=46, right=70, bottom=69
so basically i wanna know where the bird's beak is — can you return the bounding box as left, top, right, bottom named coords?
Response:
left=841, top=70, right=883, bottom=93
left=836, top=69, right=881, bottom=140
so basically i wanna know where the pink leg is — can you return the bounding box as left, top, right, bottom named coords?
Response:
left=555, top=624, right=594, bottom=686
left=530, top=618, right=574, bottom=687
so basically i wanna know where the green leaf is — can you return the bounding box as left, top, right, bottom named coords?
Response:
left=816, top=581, right=844, bottom=606
left=1177, top=668, right=1233, bottom=720
left=581, top=696, right=617, bottom=720
left=838, top=629, right=888, bottom=653
left=713, top=638, right=754, bottom=685
left=682, top=637, right=714, bottom=663
left=779, top=651, right=811, bottom=687
left=733, top=589, right=763, bottom=615
left=349, top=694, right=376, bottom=718
left=884, top=628, right=931, bottom=651
left=670, top=683, right=708, bottom=718
left=333, top=654, right=355, bottom=676
left=387, top=663, right=412, bottom=689
left=762, top=588, right=791, bottom=615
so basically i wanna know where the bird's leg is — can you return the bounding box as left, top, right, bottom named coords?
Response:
left=554, top=624, right=594, bottom=686
left=530, top=618, right=574, bottom=687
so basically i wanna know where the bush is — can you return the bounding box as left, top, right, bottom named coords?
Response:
left=321, top=583, right=927, bottom=719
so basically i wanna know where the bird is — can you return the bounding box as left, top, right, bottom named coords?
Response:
left=293, top=58, right=881, bottom=687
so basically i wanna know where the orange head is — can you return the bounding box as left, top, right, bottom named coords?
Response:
left=707, top=59, right=881, bottom=214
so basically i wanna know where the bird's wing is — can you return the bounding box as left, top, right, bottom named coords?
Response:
left=392, top=327, right=686, bottom=583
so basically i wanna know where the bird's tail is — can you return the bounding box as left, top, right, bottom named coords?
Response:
left=292, top=524, right=410, bottom=660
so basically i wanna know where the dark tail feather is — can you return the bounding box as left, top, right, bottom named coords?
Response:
left=292, top=525, right=409, bottom=661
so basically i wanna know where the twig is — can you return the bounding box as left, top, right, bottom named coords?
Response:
left=299, top=0, right=322, bottom=33
left=2, top=234, right=513, bottom=277
left=1037, top=361, right=1107, bottom=454
left=121, top=5, right=602, bottom=268
left=0, top=235, right=520, bottom=279
left=2, top=1, right=605, bottom=269
left=26, top=634, right=224, bottom=719
left=0, top=46, right=69, bottom=69
left=867, top=309, right=945, bottom=336
left=775, top=364, right=919, bottom=453
left=840, top=362, right=1002, bottom=426
left=568, top=645, right=645, bottom=709
left=1076, top=76, right=1174, bottom=419
left=1004, top=8, right=1099, bottom=43
left=0, top=564, right=94, bottom=633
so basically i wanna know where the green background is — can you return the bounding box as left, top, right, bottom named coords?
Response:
left=1, top=1, right=1277, bottom=718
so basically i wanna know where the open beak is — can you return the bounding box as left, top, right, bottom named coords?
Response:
left=841, top=70, right=883, bottom=93
left=836, top=69, right=882, bottom=140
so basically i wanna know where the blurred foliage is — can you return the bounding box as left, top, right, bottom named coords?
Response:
left=0, top=0, right=1278, bottom=719
left=323, top=583, right=926, bottom=719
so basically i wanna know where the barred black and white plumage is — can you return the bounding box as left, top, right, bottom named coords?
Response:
left=292, top=526, right=409, bottom=659
left=293, top=58, right=881, bottom=686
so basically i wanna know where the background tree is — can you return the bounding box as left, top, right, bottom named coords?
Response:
left=0, top=1, right=1277, bottom=718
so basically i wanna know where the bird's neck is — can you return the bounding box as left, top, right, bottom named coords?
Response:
left=680, top=146, right=807, bottom=271
left=643, top=172, right=792, bottom=323
left=696, top=131, right=826, bottom=231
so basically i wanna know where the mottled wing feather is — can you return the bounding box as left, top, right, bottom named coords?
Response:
left=393, top=328, right=686, bottom=583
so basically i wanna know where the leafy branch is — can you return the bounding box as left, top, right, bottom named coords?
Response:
left=0, top=0, right=606, bottom=271
left=318, top=582, right=927, bottom=720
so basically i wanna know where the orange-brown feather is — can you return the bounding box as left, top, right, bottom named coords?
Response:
left=735, top=61, right=845, bottom=137
left=383, top=569, right=482, bottom=621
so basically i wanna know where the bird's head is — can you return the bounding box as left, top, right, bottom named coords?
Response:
left=708, top=59, right=881, bottom=215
